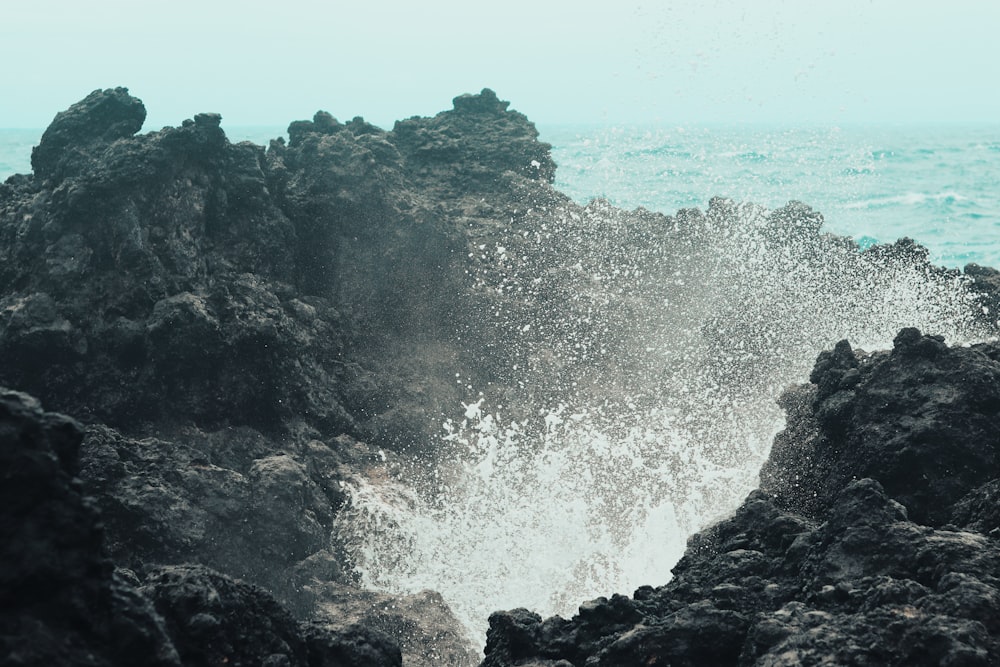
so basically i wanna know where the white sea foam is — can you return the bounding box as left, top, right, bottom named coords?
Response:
left=333, top=196, right=991, bottom=653
left=336, top=400, right=775, bottom=646
left=841, top=190, right=969, bottom=210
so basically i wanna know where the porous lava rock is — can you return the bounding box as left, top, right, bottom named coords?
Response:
left=0, top=387, right=182, bottom=666
left=761, top=328, right=1000, bottom=526
left=2, top=85, right=568, bottom=666
left=31, top=86, right=147, bottom=182
left=0, top=385, right=405, bottom=666
left=482, top=332, right=1000, bottom=666
left=141, top=564, right=402, bottom=667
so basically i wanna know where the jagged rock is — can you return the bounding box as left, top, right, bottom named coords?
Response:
left=248, top=453, right=333, bottom=563
left=761, top=329, right=1000, bottom=525
left=951, top=478, right=1000, bottom=535
left=31, top=86, right=147, bottom=182
left=481, top=335, right=1000, bottom=666
left=311, top=583, right=481, bottom=667
left=0, top=387, right=180, bottom=666
left=483, top=476, right=1000, bottom=665
left=7, top=88, right=1000, bottom=667
left=142, top=564, right=402, bottom=667
left=2, top=87, right=550, bottom=449
left=392, top=88, right=556, bottom=188
left=77, top=423, right=359, bottom=602
left=0, top=385, right=404, bottom=666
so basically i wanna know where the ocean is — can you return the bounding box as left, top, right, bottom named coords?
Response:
left=545, top=123, right=1000, bottom=269
left=4, top=123, right=999, bottom=269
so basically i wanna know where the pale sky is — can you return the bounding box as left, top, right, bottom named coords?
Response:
left=3, top=0, right=999, bottom=130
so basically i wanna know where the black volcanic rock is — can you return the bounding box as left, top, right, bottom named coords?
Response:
left=77, top=424, right=350, bottom=599
left=484, top=477, right=1000, bottom=665
left=142, top=564, right=402, bottom=667
left=2, top=86, right=564, bottom=665
left=761, top=329, right=1000, bottom=526
left=1, top=87, right=560, bottom=446
left=0, top=386, right=404, bottom=666
left=307, top=584, right=483, bottom=667
left=481, top=334, right=1000, bottom=666
left=0, top=387, right=180, bottom=666
left=31, top=86, right=147, bottom=182
left=392, top=87, right=557, bottom=188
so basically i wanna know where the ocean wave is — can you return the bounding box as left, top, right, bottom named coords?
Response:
left=841, top=165, right=876, bottom=176
left=841, top=191, right=969, bottom=210
left=718, top=150, right=770, bottom=163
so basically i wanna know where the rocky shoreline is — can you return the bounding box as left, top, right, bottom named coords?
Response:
left=482, top=330, right=1000, bottom=665
left=3, top=87, right=1000, bottom=665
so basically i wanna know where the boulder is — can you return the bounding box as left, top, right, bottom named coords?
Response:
left=142, top=564, right=402, bottom=667
left=31, top=86, right=146, bottom=182
left=0, top=387, right=180, bottom=666
left=761, top=329, right=1000, bottom=525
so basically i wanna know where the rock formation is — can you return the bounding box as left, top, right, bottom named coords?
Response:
left=482, top=331, right=1000, bottom=666
left=0, top=387, right=399, bottom=667
left=2, top=85, right=559, bottom=666
left=3, top=87, right=1000, bottom=666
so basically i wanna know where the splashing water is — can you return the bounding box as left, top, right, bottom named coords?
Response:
left=337, top=397, right=776, bottom=645
left=333, top=196, right=991, bottom=650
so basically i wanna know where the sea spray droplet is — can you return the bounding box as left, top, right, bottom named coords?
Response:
left=333, top=197, right=991, bottom=648
left=336, top=404, right=740, bottom=645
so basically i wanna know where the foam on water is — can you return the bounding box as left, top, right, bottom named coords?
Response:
left=333, top=196, right=992, bottom=650
left=841, top=190, right=969, bottom=210
left=337, top=397, right=776, bottom=644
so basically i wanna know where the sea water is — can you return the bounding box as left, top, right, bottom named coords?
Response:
left=545, top=123, right=1000, bottom=269
left=3, top=122, right=998, bottom=651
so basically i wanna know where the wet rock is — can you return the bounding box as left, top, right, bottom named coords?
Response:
left=594, top=602, right=749, bottom=667
left=7, top=88, right=1000, bottom=666
left=300, top=621, right=404, bottom=667
left=3, top=86, right=516, bottom=452
left=142, top=564, right=402, bottom=667
left=0, top=387, right=181, bottom=666
left=248, top=453, right=333, bottom=564
left=951, top=478, right=1000, bottom=535
left=482, top=335, right=1000, bottom=666
left=78, top=424, right=344, bottom=602
left=761, top=330, right=1000, bottom=526
left=312, top=584, right=481, bottom=667
left=965, top=262, right=1000, bottom=329
left=481, top=608, right=545, bottom=667
left=483, top=475, right=1000, bottom=665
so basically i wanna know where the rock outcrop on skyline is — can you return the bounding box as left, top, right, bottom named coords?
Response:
left=3, top=87, right=1000, bottom=666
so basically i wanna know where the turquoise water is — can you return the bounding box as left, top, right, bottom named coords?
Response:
left=0, top=129, right=41, bottom=180
left=545, top=124, right=1000, bottom=269
left=3, top=123, right=999, bottom=268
